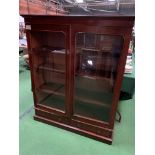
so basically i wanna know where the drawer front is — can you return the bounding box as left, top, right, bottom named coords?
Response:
left=71, top=119, right=112, bottom=138
left=35, top=108, right=69, bottom=125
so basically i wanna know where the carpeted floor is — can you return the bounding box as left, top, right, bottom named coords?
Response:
left=19, top=58, right=135, bottom=155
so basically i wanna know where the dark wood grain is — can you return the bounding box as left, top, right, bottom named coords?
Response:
left=23, top=15, right=134, bottom=144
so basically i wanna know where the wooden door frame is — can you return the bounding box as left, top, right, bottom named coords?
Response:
left=70, top=24, right=132, bottom=129
left=25, top=24, right=71, bottom=117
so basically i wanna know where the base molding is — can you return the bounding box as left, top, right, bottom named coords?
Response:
left=34, top=115, right=112, bottom=144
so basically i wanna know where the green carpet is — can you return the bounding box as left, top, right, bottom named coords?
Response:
left=19, top=58, right=135, bottom=155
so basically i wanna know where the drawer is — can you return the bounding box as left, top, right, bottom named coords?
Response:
left=35, top=108, right=69, bottom=125
left=71, top=119, right=112, bottom=138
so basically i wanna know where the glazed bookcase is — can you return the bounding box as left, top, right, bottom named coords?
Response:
left=22, top=15, right=134, bottom=144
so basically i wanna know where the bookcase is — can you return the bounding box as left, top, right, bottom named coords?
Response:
left=23, top=15, right=134, bottom=144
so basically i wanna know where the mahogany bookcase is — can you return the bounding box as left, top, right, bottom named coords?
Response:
left=22, top=15, right=134, bottom=144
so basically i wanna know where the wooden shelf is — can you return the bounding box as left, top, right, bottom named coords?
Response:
left=77, top=47, right=100, bottom=52
left=77, top=47, right=112, bottom=53
left=75, top=86, right=112, bottom=109
left=38, top=83, right=65, bottom=111
left=39, top=83, right=65, bottom=97
left=75, top=75, right=113, bottom=93
left=38, top=82, right=111, bottom=109
left=37, top=64, right=65, bottom=74
left=75, top=96, right=110, bottom=109
left=32, top=46, right=65, bottom=54
left=76, top=72, right=112, bottom=81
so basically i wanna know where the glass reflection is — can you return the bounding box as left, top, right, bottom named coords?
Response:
left=74, top=32, right=123, bottom=122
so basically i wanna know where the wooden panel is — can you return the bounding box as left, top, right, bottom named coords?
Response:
left=23, top=15, right=134, bottom=27
left=34, top=114, right=113, bottom=144
left=35, top=108, right=69, bottom=124
left=71, top=119, right=112, bottom=138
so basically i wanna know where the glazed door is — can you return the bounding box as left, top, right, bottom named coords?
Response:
left=28, top=25, right=70, bottom=116
left=71, top=26, right=127, bottom=127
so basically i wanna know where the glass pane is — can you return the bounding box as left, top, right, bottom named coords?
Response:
left=31, top=31, right=66, bottom=112
left=74, top=32, right=123, bottom=122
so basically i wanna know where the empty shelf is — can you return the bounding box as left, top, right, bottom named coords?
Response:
left=38, top=64, right=65, bottom=74
left=38, top=82, right=65, bottom=97
left=75, top=87, right=113, bottom=109
left=75, top=96, right=110, bottom=108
